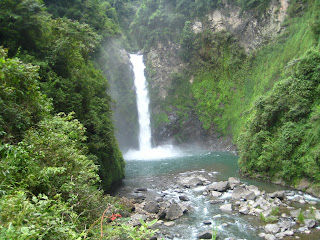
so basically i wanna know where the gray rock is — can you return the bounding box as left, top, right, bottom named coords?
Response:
left=135, top=188, right=148, bottom=192
left=188, top=177, right=203, bottom=186
left=131, top=214, right=147, bottom=226
left=265, top=224, right=280, bottom=234
left=304, top=219, right=316, bottom=228
left=208, top=181, right=230, bottom=192
left=283, top=230, right=294, bottom=236
left=164, top=221, right=175, bottom=227
left=289, top=209, right=301, bottom=218
left=209, top=199, right=225, bottom=204
left=198, top=231, right=212, bottom=239
left=165, top=203, right=184, bottom=220
left=220, top=204, right=232, bottom=213
left=239, top=206, right=249, bottom=215
left=144, top=201, right=160, bottom=214
left=211, top=191, right=223, bottom=198
left=232, top=187, right=256, bottom=200
left=265, top=234, right=276, bottom=240
left=279, top=220, right=294, bottom=230
left=269, top=191, right=285, bottom=200
left=246, top=185, right=261, bottom=196
left=228, top=177, right=241, bottom=189
left=315, top=210, right=320, bottom=221
left=179, top=195, right=190, bottom=201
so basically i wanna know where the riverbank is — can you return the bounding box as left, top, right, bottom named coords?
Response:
left=115, top=152, right=320, bottom=239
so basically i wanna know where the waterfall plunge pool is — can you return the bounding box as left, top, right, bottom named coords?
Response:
left=115, top=151, right=320, bottom=240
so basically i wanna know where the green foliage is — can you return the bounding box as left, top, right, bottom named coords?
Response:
left=238, top=49, right=320, bottom=183
left=0, top=0, right=51, bottom=55
left=121, top=218, right=158, bottom=240
left=43, top=0, right=120, bottom=38
left=0, top=191, right=82, bottom=239
left=297, top=210, right=305, bottom=224
left=259, top=213, right=278, bottom=223
left=0, top=47, right=51, bottom=143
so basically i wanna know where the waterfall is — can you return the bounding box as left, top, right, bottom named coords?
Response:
left=130, top=54, right=152, bottom=151
left=124, top=54, right=181, bottom=160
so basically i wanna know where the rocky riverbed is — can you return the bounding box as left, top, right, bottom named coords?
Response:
left=116, top=170, right=320, bottom=239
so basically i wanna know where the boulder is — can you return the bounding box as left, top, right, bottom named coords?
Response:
left=265, top=234, right=276, bottom=240
left=131, top=214, right=147, bottom=226
left=239, top=206, right=249, bottom=215
left=246, top=185, right=261, bottom=196
left=164, top=221, right=175, bottom=227
left=315, top=210, right=320, bottom=221
left=209, top=199, right=225, bottom=204
left=203, top=221, right=212, bottom=225
left=265, top=224, right=280, bottom=234
left=220, top=204, right=232, bottom=213
left=269, top=191, right=285, bottom=200
left=143, top=201, right=159, bottom=214
left=228, top=177, right=241, bottom=189
left=179, top=195, right=190, bottom=201
left=289, top=209, right=301, bottom=218
left=304, top=219, right=316, bottom=228
left=165, top=203, right=184, bottom=220
left=188, top=177, right=204, bottom=186
left=232, top=187, right=256, bottom=200
left=211, top=191, right=222, bottom=198
left=198, top=231, right=212, bottom=239
left=134, top=188, right=148, bottom=192
left=208, top=181, right=230, bottom=192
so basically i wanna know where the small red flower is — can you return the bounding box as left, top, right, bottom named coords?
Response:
left=108, top=213, right=122, bottom=221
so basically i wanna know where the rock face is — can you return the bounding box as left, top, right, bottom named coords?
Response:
left=194, top=0, right=288, bottom=52
left=144, top=1, right=288, bottom=149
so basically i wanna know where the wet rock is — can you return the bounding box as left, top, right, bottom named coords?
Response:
left=134, top=196, right=146, bottom=203
left=178, top=203, right=189, bottom=213
left=131, top=214, right=147, bottom=226
left=228, top=177, right=241, bottom=189
left=239, top=206, right=249, bottom=215
left=269, top=191, right=285, bottom=200
left=289, top=209, right=301, bottom=218
left=264, top=234, right=276, bottom=240
left=155, top=197, right=164, bottom=202
left=198, top=231, right=212, bottom=239
left=279, top=220, right=294, bottom=230
left=188, top=177, right=203, bottom=186
left=314, top=210, right=320, bottom=220
left=179, top=195, right=190, bottom=201
left=211, top=191, right=222, bottom=198
left=247, top=185, right=261, bottom=196
left=144, top=201, right=160, bottom=214
left=265, top=224, right=280, bottom=234
left=304, top=219, right=316, bottom=228
left=135, top=188, right=148, bottom=192
left=208, top=181, right=230, bottom=192
left=164, top=221, right=175, bottom=227
left=165, top=203, right=184, bottom=220
left=209, top=199, right=225, bottom=204
left=220, top=204, right=232, bottom=213
left=232, top=186, right=256, bottom=200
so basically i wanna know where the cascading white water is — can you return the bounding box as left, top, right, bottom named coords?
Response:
left=124, top=54, right=181, bottom=160
left=130, top=54, right=152, bottom=151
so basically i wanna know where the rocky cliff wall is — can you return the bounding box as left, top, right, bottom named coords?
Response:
left=144, top=0, right=288, bottom=151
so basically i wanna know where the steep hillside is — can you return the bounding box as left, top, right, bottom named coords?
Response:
left=128, top=0, right=320, bottom=189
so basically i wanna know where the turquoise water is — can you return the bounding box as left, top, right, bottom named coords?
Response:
left=118, top=151, right=318, bottom=239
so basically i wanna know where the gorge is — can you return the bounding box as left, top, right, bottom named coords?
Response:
left=0, top=0, right=319, bottom=239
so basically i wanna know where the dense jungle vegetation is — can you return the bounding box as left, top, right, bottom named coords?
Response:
left=128, top=0, right=320, bottom=189
left=0, top=0, right=319, bottom=238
